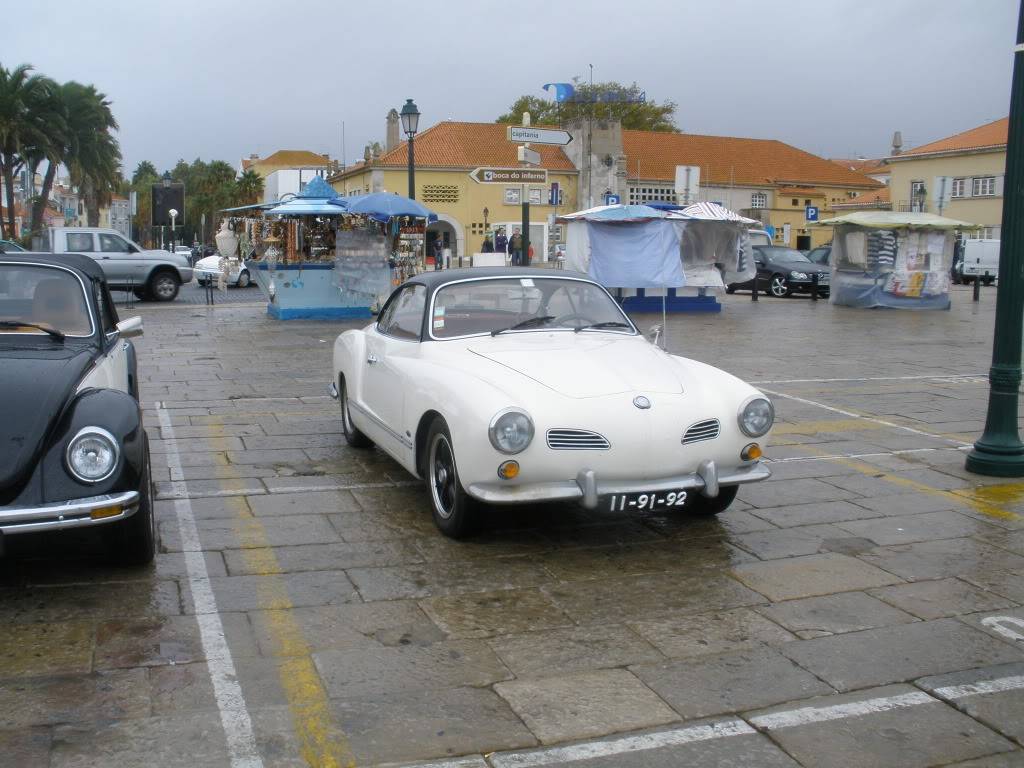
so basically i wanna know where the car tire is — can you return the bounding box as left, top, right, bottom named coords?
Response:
left=106, top=435, right=156, bottom=566
left=686, top=485, right=739, bottom=516
left=340, top=377, right=373, bottom=448
left=237, top=270, right=251, bottom=288
left=148, top=270, right=180, bottom=302
left=769, top=274, right=790, bottom=297
left=425, top=416, right=476, bottom=538
left=725, top=286, right=736, bottom=294
left=133, top=287, right=147, bottom=301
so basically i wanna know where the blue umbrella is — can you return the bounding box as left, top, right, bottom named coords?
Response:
left=265, top=197, right=348, bottom=216
left=344, top=192, right=436, bottom=220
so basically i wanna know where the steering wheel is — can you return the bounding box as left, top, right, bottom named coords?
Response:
left=553, top=312, right=598, bottom=326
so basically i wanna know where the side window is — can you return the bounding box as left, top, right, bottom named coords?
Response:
left=66, top=233, right=94, bottom=252
left=378, top=285, right=426, bottom=340
left=99, top=234, right=128, bottom=253
left=95, top=284, right=117, bottom=334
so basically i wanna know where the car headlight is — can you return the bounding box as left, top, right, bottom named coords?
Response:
left=790, top=271, right=808, bottom=280
left=66, top=427, right=119, bottom=482
left=738, top=396, right=774, bottom=438
left=489, top=409, right=534, bottom=454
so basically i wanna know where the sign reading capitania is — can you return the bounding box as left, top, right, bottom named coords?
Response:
left=470, top=167, right=549, bottom=184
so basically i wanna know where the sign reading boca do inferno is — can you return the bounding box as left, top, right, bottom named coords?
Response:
left=469, top=167, right=549, bottom=184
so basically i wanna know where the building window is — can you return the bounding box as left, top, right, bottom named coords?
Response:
left=804, top=199, right=811, bottom=206
left=972, top=176, right=996, bottom=196
left=528, top=187, right=542, bottom=205
left=750, top=192, right=767, bottom=209
left=504, top=187, right=521, bottom=205
left=791, top=198, right=799, bottom=206
left=951, top=178, right=966, bottom=198
left=628, top=185, right=677, bottom=205
left=422, top=184, right=459, bottom=204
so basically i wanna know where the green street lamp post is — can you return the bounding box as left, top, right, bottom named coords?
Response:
left=966, top=1, right=1024, bottom=476
left=400, top=99, right=420, bottom=200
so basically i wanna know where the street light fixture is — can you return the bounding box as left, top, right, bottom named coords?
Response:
left=483, top=206, right=489, bottom=231
left=400, top=99, right=421, bottom=200
left=169, top=207, right=178, bottom=251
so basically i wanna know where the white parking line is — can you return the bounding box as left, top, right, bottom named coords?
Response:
left=156, top=405, right=264, bottom=768
left=759, top=387, right=972, bottom=448
left=767, top=446, right=970, bottom=464
left=408, top=671, right=1024, bottom=767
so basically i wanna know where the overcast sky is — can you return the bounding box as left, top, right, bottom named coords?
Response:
left=6, top=0, right=1017, bottom=175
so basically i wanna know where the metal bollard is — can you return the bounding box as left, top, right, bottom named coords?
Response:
left=973, top=273, right=982, bottom=302
left=752, top=276, right=759, bottom=302
left=811, top=273, right=819, bottom=302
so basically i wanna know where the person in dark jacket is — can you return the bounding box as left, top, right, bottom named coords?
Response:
left=508, top=228, right=523, bottom=266
left=432, top=237, right=443, bottom=270
left=494, top=229, right=508, bottom=259
left=481, top=234, right=494, bottom=252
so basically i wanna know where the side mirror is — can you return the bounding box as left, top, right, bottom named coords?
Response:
left=648, top=324, right=663, bottom=347
left=116, top=316, right=143, bottom=338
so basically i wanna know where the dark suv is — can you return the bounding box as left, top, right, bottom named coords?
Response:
left=727, top=245, right=830, bottom=298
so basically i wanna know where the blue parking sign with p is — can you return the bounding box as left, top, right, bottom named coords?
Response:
left=805, top=206, right=819, bottom=222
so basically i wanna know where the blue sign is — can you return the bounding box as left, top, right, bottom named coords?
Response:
left=805, top=205, right=819, bottom=222
left=766, top=225, right=776, bottom=238
left=549, top=182, right=562, bottom=206
left=604, top=193, right=621, bottom=205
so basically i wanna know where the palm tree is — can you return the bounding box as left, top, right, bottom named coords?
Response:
left=132, top=160, right=157, bottom=185
left=60, top=82, right=121, bottom=226
left=0, top=63, right=54, bottom=239
left=235, top=168, right=264, bottom=205
left=25, top=81, right=68, bottom=240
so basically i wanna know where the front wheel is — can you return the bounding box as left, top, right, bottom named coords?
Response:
left=149, top=271, right=180, bottom=302
left=725, top=286, right=736, bottom=294
left=425, top=417, right=476, bottom=538
left=340, top=377, right=373, bottom=448
left=769, top=274, right=790, bottom=297
left=236, top=270, right=251, bottom=288
left=686, top=485, right=739, bottom=516
left=106, top=435, right=156, bottom=566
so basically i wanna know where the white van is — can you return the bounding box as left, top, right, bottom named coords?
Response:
left=959, top=239, right=999, bottom=285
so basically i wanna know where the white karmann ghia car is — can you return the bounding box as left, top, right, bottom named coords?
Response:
left=331, top=268, right=774, bottom=537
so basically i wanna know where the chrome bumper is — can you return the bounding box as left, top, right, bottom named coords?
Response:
left=467, top=460, right=771, bottom=508
left=0, top=491, right=140, bottom=535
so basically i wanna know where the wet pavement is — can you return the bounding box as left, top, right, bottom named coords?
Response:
left=2, top=283, right=1023, bottom=767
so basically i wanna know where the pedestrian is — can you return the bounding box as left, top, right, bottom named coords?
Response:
left=509, top=228, right=523, bottom=267
left=433, top=237, right=443, bottom=271
left=481, top=233, right=494, bottom=253
left=526, top=243, right=534, bottom=266
left=494, top=228, right=508, bottom=259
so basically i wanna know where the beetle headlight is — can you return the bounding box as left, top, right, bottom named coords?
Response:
left=66, top=427, right=119, bottom=482
left=738, top=397, right=774, bottom=438
left=489, top=409, right=534, bottom=454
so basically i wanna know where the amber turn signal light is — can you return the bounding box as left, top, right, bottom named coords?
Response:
left=498, top=460, right=520, bottom=479
left=90, top=505, right=123, bottom=520
left=741, top=443, right=762, bottom=461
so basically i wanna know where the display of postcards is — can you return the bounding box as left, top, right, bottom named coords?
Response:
left=922, top=270, right=950, bottom=296
left=883, top=271, right=923, bottom=298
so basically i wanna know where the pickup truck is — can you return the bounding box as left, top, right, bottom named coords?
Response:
left=44, top=227, right=193, bottom=301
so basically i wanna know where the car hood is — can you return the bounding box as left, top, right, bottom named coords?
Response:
left=196, top=255, right=222, bottom=270
left=773, top=259, right=825, bottom=273
left=467, top=333, right=683, bottom=398
left=0, top=347, right=96, bottom=491
left=142, top=250, right=190, bottom=267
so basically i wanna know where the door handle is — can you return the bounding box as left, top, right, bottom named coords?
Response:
left=366, top=354, right=378, bottom=365
left=101, top=256, right=111, bottom=260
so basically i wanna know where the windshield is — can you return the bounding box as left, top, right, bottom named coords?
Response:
left=761, top=247, right=810, bottom=263
left=430, top=277, right=634, bottom=339
left=0, top=265, right=93, bottom=337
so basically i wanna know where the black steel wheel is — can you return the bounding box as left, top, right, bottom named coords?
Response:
left=425, top=417, right=476, bottom=538
left=237, top=270, right=251, bottom=288
left=148, top=271, right=180, bottom=302
left=106, top=434, right=156, bottom=566
left=686, top=485, right=739, bottom=516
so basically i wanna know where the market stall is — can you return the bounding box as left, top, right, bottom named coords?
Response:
left=234, top=178, right=436, bottom=320
left=560, top=202, right=757, bottom=313
left=817, top=211, right=976, bottom=310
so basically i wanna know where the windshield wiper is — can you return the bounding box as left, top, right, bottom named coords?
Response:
left=0, top=320, right=65, bottom=340
left=574, top=321, right=632, bottom=333
left=491, top=315, right=556, bottom=337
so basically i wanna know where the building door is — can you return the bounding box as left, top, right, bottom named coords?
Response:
left=796, top=234, right=811, bottom=251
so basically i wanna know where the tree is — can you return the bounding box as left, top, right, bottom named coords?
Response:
left=61, top=82, right=121, bottom=227
left=131, top=160, right=157, bottom=185
left=496, top=80, right=679, bottom=132
left=22, top=77, right=67, bottom=240
left=235, top=168, right=263, bottom=205
left=0, top=64, right=55, bottom=238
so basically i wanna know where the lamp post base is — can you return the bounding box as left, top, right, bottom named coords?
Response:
left=965, top=442, right=1024, bottom=476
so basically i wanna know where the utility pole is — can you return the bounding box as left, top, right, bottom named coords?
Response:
left=521, top=111, right=531, bottom=266
left=966, top=0, right=1024, bottom=476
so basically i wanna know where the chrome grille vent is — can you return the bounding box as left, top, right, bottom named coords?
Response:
left=682, top=418, right=720, bottom=445
left=546, top=429, right=610, bottom=450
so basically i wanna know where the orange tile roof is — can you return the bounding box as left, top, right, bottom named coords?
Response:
left=839, top=187, right=891, bottom=206
left=622, top=130, right=881, bottom=188
left=342, top=121, right=577, bottom=174
left=830, top=158, right=887, bottom=174
left=246, top=150, right=330, bottom=169
left=898, top=117, right=1008, bottom=158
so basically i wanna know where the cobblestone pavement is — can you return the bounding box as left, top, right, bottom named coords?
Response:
left=112, top=280, right=265, bottom=307
left=2, top=284, right=1023, bottom=767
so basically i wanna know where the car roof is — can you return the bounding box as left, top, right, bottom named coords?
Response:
left=0, top=251, right=107, bottom=281
left=405, top=267, right=592, bottom=292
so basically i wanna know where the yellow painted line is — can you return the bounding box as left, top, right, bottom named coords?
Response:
left=773, top=419, right=884, bottom=436
left=799, top=444, right=1023, bottom=523
left=206, top=423, right=356, bottom=768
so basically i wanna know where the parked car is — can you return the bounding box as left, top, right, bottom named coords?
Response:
left=194, top=253, right=252, bottom=288
left=727, top=245, right=830, bottom=298
left=0, top=239, right=25, bottom=253
left=806, top=245, right=831, bottom=266
left=331, top=268, right=774, bottom=537
left=190, top=244, right=216, bottom=266
left=173, top=245, right=194, bottom=261
left=957, top=239, right=999, bottom=285
left=44, top=227, right=193, bottom=302
left=0, top=252, right=154, bottom=564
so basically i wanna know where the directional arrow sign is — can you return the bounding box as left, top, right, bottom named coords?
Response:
left=469, top=167, right=548, bottom=184
left=506, top=126, right=573, bottom=145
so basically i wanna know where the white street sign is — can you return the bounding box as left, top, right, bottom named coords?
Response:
left=507, top=126, right=573, bottom=145
left=518, top=146, right=541, bottom=165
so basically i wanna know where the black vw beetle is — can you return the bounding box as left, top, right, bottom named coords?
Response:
left=0, top=253, right=154, bottom=565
